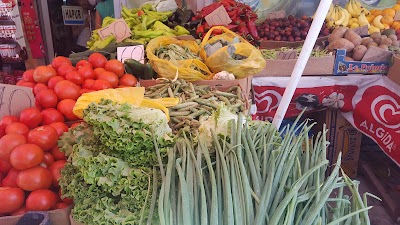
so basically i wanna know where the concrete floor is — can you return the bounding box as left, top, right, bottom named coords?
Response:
left=356, top=174, right=399, bottom=225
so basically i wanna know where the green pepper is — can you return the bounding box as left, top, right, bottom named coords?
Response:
left=93, top=36, right=116, bottom=50
left=174, top=26, right=190, bottom=35
left=125, top=59, right=145, bottom=79
left=153, top=21, right=173, bottom=32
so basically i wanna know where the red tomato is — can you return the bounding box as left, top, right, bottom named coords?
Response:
left=27, top=126, right=59, bottom=150
left=79, top=89, right=91, bottom=95
left=57, top=99, right=78, bottom=121
left=5, top=122, right=29, bottom=137
left=41, top=108, right=65, bottom=125
left=65, top=71, right=84, bottom=85
left=58, top=188, right=73, bottom=205
left=17, top=166, right=52, bottom=191
left=26, top=189, right=58, bottom=211
left=33, top=66, right=57, bottom=83
left=55, top=202, right=69, bottom=209
left=57, top=64, right=76, bottom=78
left=104, top=59, right=124, bottom=77
left=0, top=171, right=2, bottom=185
left=43, top=152, right=55, bottom=166
left=18, top=81, right=36, bottom=88
left=0, top=133, right=27, bottom=161
left=47, top=76, right=65, bottom=90
left=51, top=147, right=66, bottom=160
left=49, top=122, right=69, bottom=137
left=70, top=122, right=84, bottom=129
left=2, top=168, right=19, bottom=187
left=20, top=107, right=42, bottom=128
left=0, top=159, right=11, bottom=174
left=15, top=80, right=25, bottom=86
left=82, top=79, right=95, bottom=89
left=10, top=144, right=44, bottom=170
left=54, top=80, right=81, bottom=101
left=33, top=83, right=48, bottom=95
left=35, top=100, right=45, bottom=112
left=92, top=79, right=112, bottom=90
left=93, top=68, right=106, bottom=78
left=119, top=74, right=138, bottom=87
left=51, top=56, right=71, bottom=70
left=78, top=66, right=95, bottom=80
left=97, top=71, right=118, bottom=88
left=0, top=187, right=25, bottom=214
left=0, top=116, right=19, bottom=125
left=49, top=160, right=66, bottom=187
left=88, top=53, right=107, bottom=68
left=36, top=89, right=58, bottom=109
left=11, top=206, right=27, bottom=216
left=22, top=69, right=35, bottom=82
left=76, top=60, right=93, bottom=70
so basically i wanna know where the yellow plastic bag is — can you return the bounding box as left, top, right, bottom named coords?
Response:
left=146, top=36, right=213, bottom=81
left=73, top=87, right=179, bottom=120
left=199, top=26, right=266, bottom=79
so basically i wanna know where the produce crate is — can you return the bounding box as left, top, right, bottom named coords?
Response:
left=333, top=49, right=389, bottom=75
left=387, top=54, right=400, bottom=86
left=360, top=152, right=400, bottom=222
left=259, top=36, right=328, bottom=49
left=0, top=205, right=72, bottom=225
left=311, top=109, right=362, bottom=178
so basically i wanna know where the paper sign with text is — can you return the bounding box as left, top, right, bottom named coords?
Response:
left=276, top=50, right=297, bottom=60
left=98, top=18, right=131, bottom=42
left=267, top=11, right=286, bottom=20
left=351, top=25, right=368, bottom=36
left=361, top=46, right=392, bottom=62
left=117, top=45, right=145, bottom=63
left=61, top=6, right=84, bottom=25
left=0, top=83, right=35, bottom=118
left=394, top=10, right=400, bottom=21
left=205, top=6, right=232, bottom=26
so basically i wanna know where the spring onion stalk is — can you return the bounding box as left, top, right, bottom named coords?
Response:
left=154, top=113, right=376, bottom=225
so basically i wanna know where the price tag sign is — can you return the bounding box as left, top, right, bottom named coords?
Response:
left=267, top=11, right=286, bottom=20
left=361, top=46, right=392, bottom=62
left=117, top=45, right=145, bottom=63
left=351, top=25, right=368, bottom=36
left=205, top=6, right=232, bottom=26
left=395, top=11, right=400, bottom=21
left=276, top=50, right=297, bottom=60
left=98, top=18, right=131, bottom=42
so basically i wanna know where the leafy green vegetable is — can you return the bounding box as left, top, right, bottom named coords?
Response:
left=59, top=99, right=173, bottom=225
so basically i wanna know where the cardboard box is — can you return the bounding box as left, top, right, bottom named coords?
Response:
left=0, top=206, right=72, bottom=225
left=259, top=36, right=328, bottom=49
left=0, top=83, right=35, bottom=119
left=255, top=56, right=335, bottom=77
left=311, top=109, right=362, bottom=178
left=333, top=49, right=389, bottom=75
left=139, top=76, right=253, bottom=99
left=387, top=54, right=400, bottom=86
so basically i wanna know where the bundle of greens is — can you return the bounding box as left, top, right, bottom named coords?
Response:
left=155, top=114, right=378, bottom=225
left=59, top=100, right=173, bottom=225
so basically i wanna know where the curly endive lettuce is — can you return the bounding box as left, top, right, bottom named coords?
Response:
left=60, top=149, right=157, bottom=225
left=83, top=99, right=173, bottom=167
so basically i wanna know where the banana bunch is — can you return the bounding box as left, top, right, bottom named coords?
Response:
left=346, top=0, right=369, bottom=18
left=326, top=4, right=351, bottom=28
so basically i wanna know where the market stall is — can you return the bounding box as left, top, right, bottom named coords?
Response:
left=1, top=0, right=400, bottom=224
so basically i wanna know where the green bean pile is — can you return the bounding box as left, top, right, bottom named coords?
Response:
left=261, top=46, right=331, bottom=59
left=144, top=79, right=246, bottom=133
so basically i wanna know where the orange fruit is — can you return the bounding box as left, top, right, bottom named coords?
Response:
left=367, top=15, right=375, bottom=23
left=391, top=21, right=400, bottom=28
left=382, top=8, right=396, bottom=17
left=392, top=4, right=400, bottom=11
left=384, top=24, right=391, bottom=29
left=371, top=9, right=382, bottom=16
left=381, top=15, right=394, bottom=26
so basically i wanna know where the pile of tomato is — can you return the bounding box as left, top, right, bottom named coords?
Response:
left=0, top=53, right=138, bottom=217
